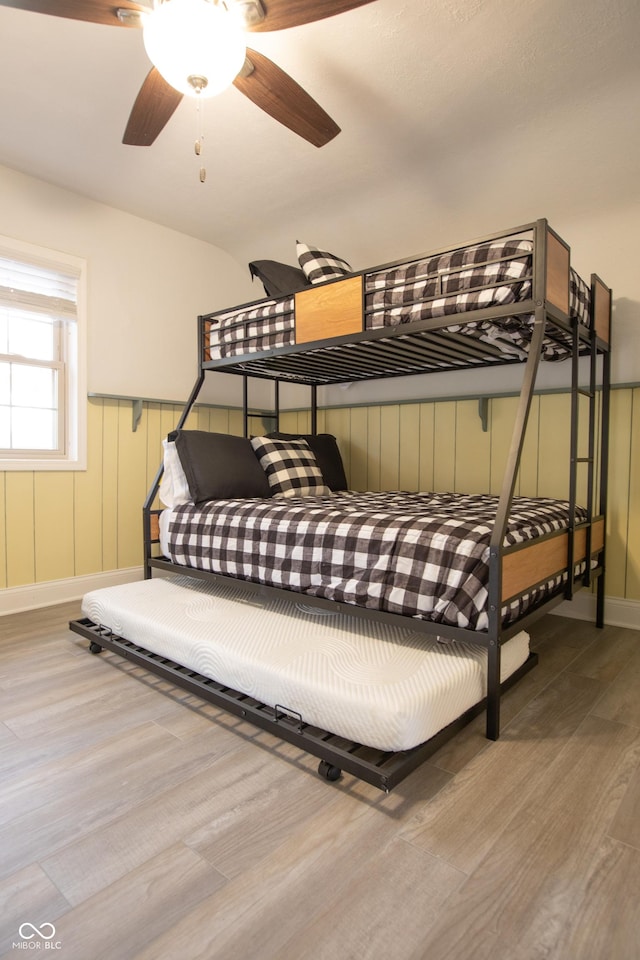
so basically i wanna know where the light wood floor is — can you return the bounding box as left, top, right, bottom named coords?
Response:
left=1, top=601, right=639, bottom=960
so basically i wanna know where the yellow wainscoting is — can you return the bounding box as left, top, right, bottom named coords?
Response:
left=454, top=399, right=491, bottom=495
left=628, top=388, right=640, bottom=599
left=74, top=398, right=105, bottom=577
left=1, top=388, right=638, bottom=603
left=4, top=471, right=36, bottom=587
left=0, top=471, right=5, bottom=587
left=34, top=472, right=75, bottom=583
left=606, top=389, right=632, bottom=599
left=365, top=405, right=382, bottom=491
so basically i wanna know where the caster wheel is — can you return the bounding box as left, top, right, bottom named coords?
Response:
left=318, top=760, right=341, bottom=782
left=89, top=641, right=103, bottom=655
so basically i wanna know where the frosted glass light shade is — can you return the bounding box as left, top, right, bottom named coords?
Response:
left=143, top=0, right=246, bottom=98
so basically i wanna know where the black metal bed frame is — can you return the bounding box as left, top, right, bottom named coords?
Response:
left=70, top=218, right=612, bottom=791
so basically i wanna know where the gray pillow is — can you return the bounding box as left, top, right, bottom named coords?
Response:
left=171, top=430, right=271, bottom=503
left=248, top=260, right=311, bottom=298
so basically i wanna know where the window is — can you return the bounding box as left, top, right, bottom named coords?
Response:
left=0, top=236, right=86, bottom=470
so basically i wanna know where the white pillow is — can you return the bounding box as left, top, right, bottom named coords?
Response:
left=159, top=439, right=192, bottom=508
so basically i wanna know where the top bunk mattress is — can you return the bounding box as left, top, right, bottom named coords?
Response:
left=208, top=235, right=591, bottom=365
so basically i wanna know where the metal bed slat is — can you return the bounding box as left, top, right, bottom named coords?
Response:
left=358, top=334, right=459, bottom=366
left=421, top=330, right=511, bottom=362
left=213, top=321, right=532, bottom=385
left=366, top=335, right=474, bottom=370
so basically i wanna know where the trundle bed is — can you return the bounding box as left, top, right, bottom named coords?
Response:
left=70, top=219, right=612, bottom=792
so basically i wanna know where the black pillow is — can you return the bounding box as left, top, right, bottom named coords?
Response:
left=266, top=432, right=347, bottom=491
left=171, top=430, right=271, bottom=503
left=248, top=260, right=312, bottom=298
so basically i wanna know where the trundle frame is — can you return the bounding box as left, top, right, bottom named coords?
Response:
left=69, top=616, right=538, bottom=792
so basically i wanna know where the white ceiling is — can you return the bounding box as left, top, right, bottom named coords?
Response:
left=1, top=0, right=639, bottom=267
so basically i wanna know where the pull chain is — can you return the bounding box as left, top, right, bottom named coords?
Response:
left=194, top=89, right=206, bottom=183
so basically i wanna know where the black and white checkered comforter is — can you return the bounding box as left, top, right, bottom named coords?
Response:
left=209, top=239, right=590, bottom=362
left=366, top=240, right=589, bottom=360
left=164, top=491, right=586, bottom=631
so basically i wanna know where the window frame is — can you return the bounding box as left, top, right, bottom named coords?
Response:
left=0, top=235, right=87, bottom=471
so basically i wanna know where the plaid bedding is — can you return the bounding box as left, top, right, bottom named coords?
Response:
left=365, top=240, right=533, bottom=318
left=164, top=491, right=587, bottom=631
left=212, top=297, right=295, bottom=358
left=208, top=239, right=590, bottom=361
left=366, top=240, right=589, bottom=361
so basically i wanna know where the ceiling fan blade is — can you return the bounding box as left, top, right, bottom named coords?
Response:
left=0, top=0, right=147, bottom=25
left=247, top=0, right=376, bottom=33
left=0, top=0, right=148, bottom=26
left=123, top=68, right=183, bottom=146
left=234, top=49, right=339, bottom=147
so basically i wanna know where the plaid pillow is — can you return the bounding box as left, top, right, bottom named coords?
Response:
left=296, top=242, right=352, bottom=285
left=250, top=437, right=332, bottom=498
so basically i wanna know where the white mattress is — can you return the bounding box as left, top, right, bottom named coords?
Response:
left=81, top=576, right=530, bottom=753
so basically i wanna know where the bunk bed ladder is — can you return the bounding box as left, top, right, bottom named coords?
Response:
left=593, top=275, right=612, bottom=628
left=596, top=346, right=611, bottom=627
left=566, top=320, right=597, bottom=599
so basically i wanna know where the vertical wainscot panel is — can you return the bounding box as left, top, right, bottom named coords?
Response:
left=74, top=398, right=105, bottom=576
left=323, top=407, right=351, bottom=481
left=34, top=472, right=75, bottom=582
left=0, top=471, right=6, bottom=589
left=625, top=388, right=640, bottom=600
left=4, top=472, right=35, bottom=587
left=379, top=405, right=401, bottom=491
left=348, top=407, right=369, bottom=491
left=537, top=394, right=571, bottom=499
left=101, top=399, right=120, bottom=572
left=454, top=399, right=491, bottom=494
left=116, top=400, right=148, bottom=569
left=433, top=402, right=456, bottom=492
left=417, top=402, right=435, bottom=492
left=601, top=389, right=631, bottom=600
left=398, top=403, right=420, bottom=491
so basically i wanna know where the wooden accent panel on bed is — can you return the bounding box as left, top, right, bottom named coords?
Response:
left=294, top=275, right=363, bottom=345
left=203, top=320, right=213, bottom=362
left=501, top=517, right=605, bottom=602
left=545, top=230, right=570, bottom=316
left=593, top=276, right=612, bottom=346
left=150, top=512, right=161, bottom=543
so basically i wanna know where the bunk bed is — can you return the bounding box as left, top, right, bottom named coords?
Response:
left=70, top=219, right=612, bottom=793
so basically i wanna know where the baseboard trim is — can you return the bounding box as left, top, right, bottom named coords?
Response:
left=0, top=567, right=144, bottom=616
left=551, top=592, right=640, bottom=631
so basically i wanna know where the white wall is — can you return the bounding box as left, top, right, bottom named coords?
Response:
left=3, top=164, right=636, bottom=416
left=0, top=163, right=256, bottom=406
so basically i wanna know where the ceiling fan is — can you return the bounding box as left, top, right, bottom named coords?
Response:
left=0, top=0, right=377, bottom=147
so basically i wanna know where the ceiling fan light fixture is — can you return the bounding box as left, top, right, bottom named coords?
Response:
left=142, top=0, right=247, bottom=99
